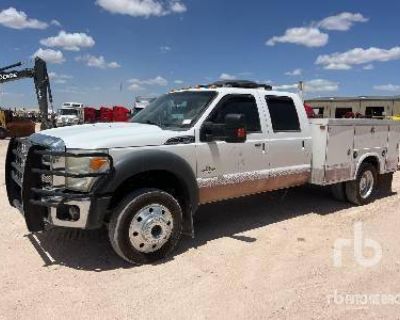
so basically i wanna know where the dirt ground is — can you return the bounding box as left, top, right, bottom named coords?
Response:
left=1, top=138, right=400, bottom=320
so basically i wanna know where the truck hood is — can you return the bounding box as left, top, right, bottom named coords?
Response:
left=34, top=122, right=191, bottom=149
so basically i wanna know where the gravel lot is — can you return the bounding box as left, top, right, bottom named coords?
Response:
left=1, top=138, right=400, bottom=320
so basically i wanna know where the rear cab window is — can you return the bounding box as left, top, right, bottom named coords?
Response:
left=265, top=95, right=301, bottom=132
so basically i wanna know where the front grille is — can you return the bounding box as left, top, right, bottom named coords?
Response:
left=11, top=140, right=29, bottom=188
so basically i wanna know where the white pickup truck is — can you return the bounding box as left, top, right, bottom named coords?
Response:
left=5, top=80, right=400, bottom=265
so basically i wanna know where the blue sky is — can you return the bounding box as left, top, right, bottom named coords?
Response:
left=0, top=0, right=400, bottom=108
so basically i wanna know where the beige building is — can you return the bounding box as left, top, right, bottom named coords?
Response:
left=306, top=96, right=400, bottom=118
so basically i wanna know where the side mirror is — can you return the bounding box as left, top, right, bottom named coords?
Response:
left=224, top=113, right=247, bottom=143
left=200, top=122, right=216, bottom=142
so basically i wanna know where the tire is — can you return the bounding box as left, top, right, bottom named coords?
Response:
left=331, top=183, right=347, bottom=202
left=0, top=127, right=8, bottom=140
left=345, top=163, right=377, bottom=205
left=108, top=188, right=183, bottom=265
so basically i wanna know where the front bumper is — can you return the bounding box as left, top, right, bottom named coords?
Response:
left=5, top=138, right=113, bottom=232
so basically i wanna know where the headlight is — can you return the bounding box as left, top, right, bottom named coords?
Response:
left=65, top=153, right=110, bottom=192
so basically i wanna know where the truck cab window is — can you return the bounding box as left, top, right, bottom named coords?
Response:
left=265, top=96, right=300, bottom=132
left=208, top=95, right=261, bottom=132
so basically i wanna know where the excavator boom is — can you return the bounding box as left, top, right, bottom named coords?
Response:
left=0, top=57, right=53, bottom=130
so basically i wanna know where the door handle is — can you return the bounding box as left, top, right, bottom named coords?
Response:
left=255, top=143, right=266, bottom=153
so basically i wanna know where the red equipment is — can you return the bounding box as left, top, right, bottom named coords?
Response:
left=304, top=104, right=316, bottom=119
left=113, top=106, right=130, bottom=122
left=84, top=107, right=97, bottom=123
left=100, top=107, right=113, bottom=122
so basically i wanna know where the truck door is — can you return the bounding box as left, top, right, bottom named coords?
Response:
left=261, top=95, right=311, bottom=187
left=196, top=94, right=267, bottom=203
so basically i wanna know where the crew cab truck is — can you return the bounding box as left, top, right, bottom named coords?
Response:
left=5, top=80, right=400, bottom=265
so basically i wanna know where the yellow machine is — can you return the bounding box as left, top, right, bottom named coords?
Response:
left=0, top=109, right=35, bottom=140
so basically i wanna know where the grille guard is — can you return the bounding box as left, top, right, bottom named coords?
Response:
left=6, top=138, right=114, bottom=231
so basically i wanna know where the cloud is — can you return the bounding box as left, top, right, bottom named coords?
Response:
left=316, top=46, right=400, bottom=70
left=219, top=73, right=237, bottom=80
left=128, top=76, right=168, bottom=90
left=273, top=83, right=298, bottom=91
left=174, top=80, right=184, bottom=84
left=33, top=48, right=65, bottom=64
left=40, top=31, right=95, bottom=51
left=285, top=68, right=302, bottom=76
left=274, top=79, right=339, bottom=93
left=363, top=64, right=374, bottom=70
left=266, top=12, right=367, bottom=48
left=50, top=19, right=62, bottom=27
left=266, top=27, right=328, bottom=47
left=76, top=55, right=120, bottom=69
left=323, top=63, right=352, bottom=70
left=160, top=46, right=171, bottom=53
left=169, top=1, right=186, bottom=13
left=318, top=12, right=368, bottom=31
left=0, top=7, right=48, bottom=29
left=305, top=79, right=339, bottom=92
left=96, top=0, right=187, bottom=18
left=373, top=84, right=400, bottom=92
left=49, top=72, right=73, bottom=84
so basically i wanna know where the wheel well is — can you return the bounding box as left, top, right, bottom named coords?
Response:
left=107, top=170, right=190, bottom=218
left=362, top=156, right=380, bottom=172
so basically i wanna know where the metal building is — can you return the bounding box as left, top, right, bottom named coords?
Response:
left=306, top=96, right=400, bottom=118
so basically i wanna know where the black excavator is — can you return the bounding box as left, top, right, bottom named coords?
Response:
left=0, top=57, right=54, bottom=139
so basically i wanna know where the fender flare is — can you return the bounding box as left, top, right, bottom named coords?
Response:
left=95, top=149, right=199, bottom=235
left=354, top=152, right=383, bottom=178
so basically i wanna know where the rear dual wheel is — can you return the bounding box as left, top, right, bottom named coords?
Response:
left=346, top=163, right=377, bottom=205
left=331, top=163, right=378, bottom=205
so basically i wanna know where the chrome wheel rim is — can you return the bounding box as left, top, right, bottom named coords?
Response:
left=359, top=170, right=374, bottom=199
left=128, top=204, right=173, bottom=253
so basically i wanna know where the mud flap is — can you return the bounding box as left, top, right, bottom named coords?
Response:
left=377, top=173, right=393, bottom=195
left=182, top=206, right=195, bottom=238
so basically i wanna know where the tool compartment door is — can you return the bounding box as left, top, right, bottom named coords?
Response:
left=325, top=125, right=354, bottom=183
left=354, top=125, right=388, bottom=174
left=386, top=124, right=400, bottom=172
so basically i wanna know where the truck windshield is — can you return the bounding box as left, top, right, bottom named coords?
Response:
left=60, top=109, right=78, bottom=116
left=132, top=91, right=217, bottom=129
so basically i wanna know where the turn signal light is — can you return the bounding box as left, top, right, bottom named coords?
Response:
left=89, top=157, right=109, bottom=171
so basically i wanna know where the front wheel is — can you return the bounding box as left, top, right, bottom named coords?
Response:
left=345, top=163, right=377, bottom=205
left=108, top=188, right=183, bottom=265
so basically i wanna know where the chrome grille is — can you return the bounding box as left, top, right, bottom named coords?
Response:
left=11, top=139, right=30, bottom=188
